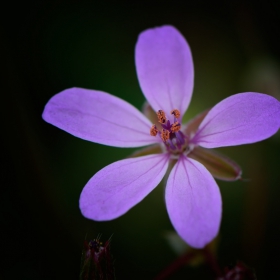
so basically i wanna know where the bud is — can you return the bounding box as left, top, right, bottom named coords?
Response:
left=217, top=261, right=256, bottom=280
left=80, top=235, right=115, bottom=280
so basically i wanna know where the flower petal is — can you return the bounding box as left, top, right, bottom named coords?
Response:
left=135, top=25, right=194, bottom=119
left=188, top=146, right=242, bottom=181
left=42, top=88, right=160, bottom=147
left=165, top=156, right=222, bottom=248
left=192, top=93, right=280, bottom=148
left=80, top=154, right=169, bottom=220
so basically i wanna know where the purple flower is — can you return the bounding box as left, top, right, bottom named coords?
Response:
left=43, top=26, right=280, bottom=248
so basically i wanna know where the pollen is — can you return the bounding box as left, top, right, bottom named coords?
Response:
left=161, top=129, right=170, bottom=142
left=171, top=109, right=180, bottom=118
left=150, top=124, right=158, bottom=136
left=171, top=121, right=181, bottom=133
left=157, top=110, right=167, bottom=124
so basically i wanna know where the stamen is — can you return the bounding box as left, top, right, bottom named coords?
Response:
left=171, top=121, right=181, bottom=133
left=176, top=131, right=185, bottom=145
left=160, top=129, right=170, bottom=142
left=150, top=124, right=158, bottom=136
left=157, top=110, right=167, bottom=124
left=171, top=109, right=180, bottom=119
left=167, top=139, right=176, bottom=150
left=149, top=108, right=188, bottom=154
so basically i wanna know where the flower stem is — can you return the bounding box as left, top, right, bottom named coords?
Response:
left=154, top=246, right=222, bottom=279
left=203, top=246, right=222, bottom=277
left=153, top=250, right=196, bottom=280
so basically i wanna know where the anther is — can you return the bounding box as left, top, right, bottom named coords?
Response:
left=160, top=129, right=170, bottom=142
left=150, top=124, right=158, bottom=136
left=171, top=121, right=181, bottom=133
left=157, top=110, right=167, bottom=124
left=171, top=109, right=180, bottom=119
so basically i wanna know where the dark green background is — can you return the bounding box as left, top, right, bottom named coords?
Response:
left=2, top=1, right=280, bottom=279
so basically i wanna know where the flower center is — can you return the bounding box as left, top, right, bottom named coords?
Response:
left=150, top=109, right=189, bottom=154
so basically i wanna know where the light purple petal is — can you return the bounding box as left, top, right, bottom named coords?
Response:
left=80, top=154, right=169, bottom=221
left=135, top=25, right=194, bottom=119
left=43, top=88, right=160, bottom=147
left=192, top=93, right=280, bottom=148
left=165, top=156, right=222, bottom=248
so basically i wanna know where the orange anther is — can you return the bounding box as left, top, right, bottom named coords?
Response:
left=171, top=109, right=180, bottom=119
left=157, top=110, right=167, bottom=124
left=171, top=122, right=181, bottom=133
left=150, top=124, right=158, bottom=136
left=161, top=129, right=170, bottom=142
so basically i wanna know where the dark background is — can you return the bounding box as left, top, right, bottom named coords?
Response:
left=2, top=1, right=280, bottom=279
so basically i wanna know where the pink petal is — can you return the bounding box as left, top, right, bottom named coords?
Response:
left=192, top=93, right=280, bottom=148
left=80, top=154, right=169, bottom=221
left=135, top=25, right=194, bottom=119
left=165, top=156, right=222, bottom=248
left=43, top=88, right=159, bottom=147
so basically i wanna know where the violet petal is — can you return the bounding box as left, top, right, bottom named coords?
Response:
left=135, top=25, right=194, bottom=119
left=192, top=92, right=280, bottom=148
left=43, top=87, right=160, bottom=147
left=80, top=154, right=169, bottom=220
left=165, top=156, right=222, bottom=248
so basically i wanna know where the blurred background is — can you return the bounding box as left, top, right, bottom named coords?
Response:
left=1, top=0, right=280, bottom=279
